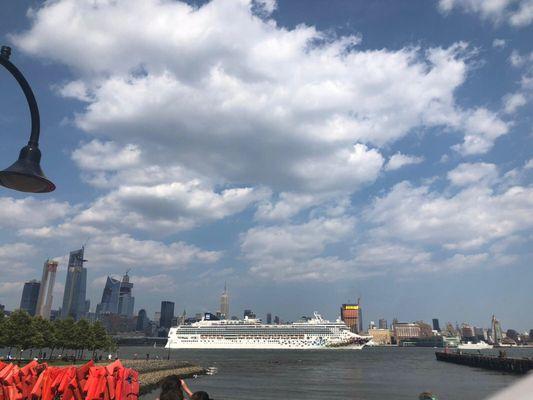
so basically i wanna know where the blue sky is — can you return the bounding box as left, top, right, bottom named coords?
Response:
left=0, top=0, right=531, bottom=330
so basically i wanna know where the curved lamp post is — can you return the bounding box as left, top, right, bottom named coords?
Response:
left=0, top=45, right=55, bottom=193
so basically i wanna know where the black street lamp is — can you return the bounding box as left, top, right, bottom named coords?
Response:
left=0, top=45, right=55, bottom=193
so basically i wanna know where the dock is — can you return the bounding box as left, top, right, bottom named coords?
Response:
left=435, top=351, right=533, bottom=374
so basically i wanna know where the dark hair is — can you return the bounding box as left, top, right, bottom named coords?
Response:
left=159, top=375, right=184, bottom=400
left=191, top=391, right=211, bottom=400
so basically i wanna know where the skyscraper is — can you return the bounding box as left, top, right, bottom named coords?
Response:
left=378, top=318, right=388, bottom=329
left=136, top=309, right=149, bottom=331
left=432, top=318, right=441, bottom=332
left=61, top=247, right=88, bottom=320
left=266, top=313, right=272, bottom=324
left=220, top=283, right=229, bottom=319
left=96, top=276, right=121, bottom=315
left=160, top=301, right=175, bottom=329
left=35, top=259, right=58, bottom=320
left=340, top=299, right=363, bottom=333
left=118, top=271, right=134, bottom=317
left=20, top=280, right=40, bottom=316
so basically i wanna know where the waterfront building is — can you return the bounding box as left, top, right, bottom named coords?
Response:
left=220, top=282, right=229, bottom=319
left=432, top=318, right=441, bottom=332
left=474, top=326, right=488, bottom=341
left=378, top=318, right=387, bottom=329
left=61, top=247, right=88, bottom=320
left=160, top=301, right=175, bottom=329
left=393, top=323, right=421, bottom=342
left=368, top=328, right=392, bottom=345
left=96, top=276, right=121, bottom=315
left=244, top=309, right=256, bottom=319
left=461, top=323, right=475, bottom=339
left=416, top=321, right=434, bottom=338
left=20, top=280, right=40, bottom=316
left=266, top=313, right=272, bottom=324
left=118, top=271, right=134, bottom=317
left=340, top=301, right=363, bottom=333
left=35, top=259, right=58, bottom=320
left=369, top=321, right=376, bottom=330
left=136, top=309, right=149, bottom=331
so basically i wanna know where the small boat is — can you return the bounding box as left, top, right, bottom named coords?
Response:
left=458, top=341, right=493, bottom=350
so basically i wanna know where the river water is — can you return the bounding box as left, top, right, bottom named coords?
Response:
left=116, top=346, right=533, bottom=400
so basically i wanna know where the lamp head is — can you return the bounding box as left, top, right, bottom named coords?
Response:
left=0, top=144, right=55, bottom=193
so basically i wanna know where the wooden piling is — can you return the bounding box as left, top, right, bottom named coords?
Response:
left=435, top=351, right=533, bottom=374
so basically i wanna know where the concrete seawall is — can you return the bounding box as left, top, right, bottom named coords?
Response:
left=436, top=351, right=533, bottom=374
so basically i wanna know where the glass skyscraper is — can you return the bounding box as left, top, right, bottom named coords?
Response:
left=20, top=280, right=41, bottom=316
left=61, top=247, right=88, bottom=320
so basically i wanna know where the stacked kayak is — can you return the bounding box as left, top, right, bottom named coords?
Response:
left=0, top=360, right=138, bottom=400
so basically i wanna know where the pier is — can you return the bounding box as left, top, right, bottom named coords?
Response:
left=435, top=351, right=533, bottom=374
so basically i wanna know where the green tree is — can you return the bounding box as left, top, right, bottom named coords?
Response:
left=4, top=310, right=34, bottom=358
left=89, top=321, right=109, bottom=359
left=53, top=317, right=76, bottom=357
left=31, top=316, right=56, bottom=357
left=0, top=310, right=5, bottom=349
left=74, top=319, right=92, bottom=360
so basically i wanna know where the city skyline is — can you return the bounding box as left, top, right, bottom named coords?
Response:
left=0, top=0, right=531, bottom=331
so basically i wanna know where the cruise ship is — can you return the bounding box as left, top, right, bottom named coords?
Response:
left=165, top=312, right=371, bottom=349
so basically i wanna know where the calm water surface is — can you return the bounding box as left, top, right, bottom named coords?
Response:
left=117, top=346, right=533, bottom=400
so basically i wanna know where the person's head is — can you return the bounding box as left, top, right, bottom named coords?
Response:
left=160, top=375, right=184, bottom=400
left=191, top=391, right=211, bottom=400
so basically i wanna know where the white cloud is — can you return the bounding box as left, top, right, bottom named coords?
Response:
left=452, top=108, right=509, bottom=155
left=0, top=197, right=72, bottom=229
left=438, top=0, right=533, bottom=27
left=503, top=92, right=527, bottom=113
left=365, top=178, right=533, bottom=251
left=492, top=38, right=507, bottom=48
left=384, top=152, right=424, bottom=171
left=11, top=0, right=491, bottom=194
left=242, top=216, right=355, bottom=260
left=447, top=162, right=499, bottom=186
left=72, top=140, right=141, bottom=171
left=85, top=234, right=221, bottom=270
left=255, top=192, right=325, bottom=221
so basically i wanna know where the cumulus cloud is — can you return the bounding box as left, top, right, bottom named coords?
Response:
left=11, top=0, right=500, bottom=194
left=503, top=92, right=527, bottom=114
left=447, top=162, right=499, bottom=186
left=0, top=197, right=72, bottom=229
left=492, top=38, right=507, bottom=48
left=438, top=0, right=533, bottom=27
left=384, top=152, right=424, bottom=171
left=365, top=178, right=533, bottom=251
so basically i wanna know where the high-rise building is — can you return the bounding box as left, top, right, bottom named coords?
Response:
left=160, top=301, right=175, bottom=329
left=492, top=315, right=503, bottom=344
left=35, top=259, right=58, bottom=320
left=432, top=318, right=441, bottom=332
left=266, top=313, right=272, bottom=324
left=340, top=300, right=363, bottom=333
left=461, top=323, right=475, bottom=339
left=20, top=280, right=40, bottom=316
left=378, top=318, right=388, bottom=329
left=369, top=321, right=376, bottom=330
left=274, top=315, right=280, bottom=324
left=118, top=271, right=134, bottom=317
left=96, top=276, right=121, bottom=315
left=220, top=283, right=229, bottom=319
left=244, top=309, right=256, bottom=319
left=136, top=309, right=149, bottom=331
left=61, top=247, right=88, bottom=320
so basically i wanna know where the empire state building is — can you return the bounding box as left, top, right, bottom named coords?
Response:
left=220, top=283, right=229, bottom=320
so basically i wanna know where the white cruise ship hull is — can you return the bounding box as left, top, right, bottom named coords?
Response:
left=165, top=312, right=370, bottom=350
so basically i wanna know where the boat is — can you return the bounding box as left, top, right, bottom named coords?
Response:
left=457, top=341, right=493, bottom=350
left=165, top=312, right=371, bottom=349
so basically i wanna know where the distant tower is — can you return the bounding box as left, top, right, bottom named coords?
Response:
left=492, top=315, right=503, bottom=344
left=36, top=259, right=58, bottom=319
left=340, top=298, right=362, bottom=334
left=96, top=276, right=121, bottom=315
left=378, top=318, right=388, bottom=330
left=432, top=318, right=441, bottom=332
left=220, top=282, right=229, bottom=319
left=61, top=247, right=88, bottom=320
left=160, top=301, right=175, bottom=329
left=118, top=270, right=134, bottom=317
left=266, top=313, right=272, bottom=324
left=20, top=280, right=41, bottom=316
